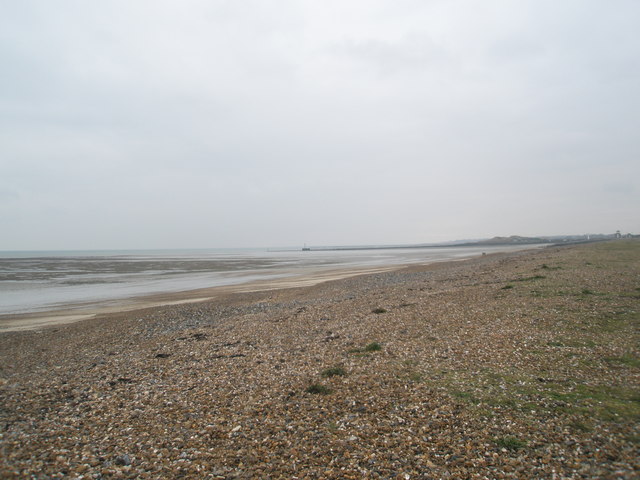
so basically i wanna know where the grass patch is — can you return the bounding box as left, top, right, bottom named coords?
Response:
left=604, top=354, right=640, bottom=368
left=494, top=436, right=527, bottom=451
left=306, top=383, right=332, bottom=395
left=541, top=264, right=562, bottom=270
left=452, top=391, right=478, bottom=402
left=349, top=342, right=383, bottom=354
left=364, top=342, right=382, bottom=352
left=593, top=309, right=639, bottom=333
left=515, top=275, right=546, bottom=282
left=372, top=307, right=387, bottom=314
left=439, top=367, right=640, bottom=422
left=321, top=366, right=347, bottom=377
left=538, top=383, right=640, bottom=420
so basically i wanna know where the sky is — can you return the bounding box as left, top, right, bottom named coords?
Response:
left=1, top=0, right=638, bottom=250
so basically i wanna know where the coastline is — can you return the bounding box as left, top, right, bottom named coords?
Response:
left=0, top=255, right=481, bottom=333
left=0, top=244, right=543, bottom=323
left=1, top=241, right=638, bottom=478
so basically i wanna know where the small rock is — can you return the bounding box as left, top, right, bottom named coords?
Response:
left=114, top=454, right=131, bottom=466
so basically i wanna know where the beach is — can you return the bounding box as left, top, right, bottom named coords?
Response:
left=0, top=264, right=407, bottom=333
left=0, top=240, right=638, bottom=478
left=0, top=245, right=534, bottom=332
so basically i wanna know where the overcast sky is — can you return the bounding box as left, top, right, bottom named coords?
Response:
left=1, top=0, right=638, bottom=250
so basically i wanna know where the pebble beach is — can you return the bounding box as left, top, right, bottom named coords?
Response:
left=1, top=240, right=638, bottom=479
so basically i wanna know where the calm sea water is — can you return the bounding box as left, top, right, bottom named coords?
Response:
left=0, top=245, right=537, bottom=315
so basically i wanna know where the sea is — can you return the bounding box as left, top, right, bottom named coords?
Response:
left=0, top=245, right=540, bottom=315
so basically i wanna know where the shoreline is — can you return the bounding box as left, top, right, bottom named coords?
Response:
left=0, top=255, right=481, bottom=333
left=1, top=241, right=637, bottom=479
left=0, top=244, right=544, bottom=330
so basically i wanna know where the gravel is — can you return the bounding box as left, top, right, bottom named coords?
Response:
left=1, top=241, right=638, bottom=479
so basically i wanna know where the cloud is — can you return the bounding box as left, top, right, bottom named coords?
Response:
left=603, top=182, right=635, bottom=195
left=0, top=0, right=639, bottom=249
left=0, top=189, right=20, bottom=203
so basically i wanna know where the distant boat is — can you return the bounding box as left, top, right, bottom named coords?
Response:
left=302, top=244, right=311, bottom=251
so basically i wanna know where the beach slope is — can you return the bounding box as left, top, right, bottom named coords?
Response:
left=1, top=241, right=638, bottom=478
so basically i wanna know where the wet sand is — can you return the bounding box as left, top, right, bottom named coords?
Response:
left=0, top=264, right=406, bottom=332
